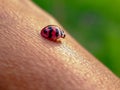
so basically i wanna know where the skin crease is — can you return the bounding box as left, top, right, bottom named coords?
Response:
left=0, top=0, right=120, bottom=90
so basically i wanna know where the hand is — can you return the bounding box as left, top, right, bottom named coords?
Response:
left=0, top=0, right=120, bottom=90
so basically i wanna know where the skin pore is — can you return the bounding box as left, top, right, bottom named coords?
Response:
left=0, top=0, right=120, bottom=90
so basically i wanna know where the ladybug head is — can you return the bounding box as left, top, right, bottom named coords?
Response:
left=61, top=30, right=66, bottom=38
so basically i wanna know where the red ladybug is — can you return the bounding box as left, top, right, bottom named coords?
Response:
left=41, top=25, right=65, bottom=41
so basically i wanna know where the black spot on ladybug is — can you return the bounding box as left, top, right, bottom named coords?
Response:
left=48, top=26, right=53, bottom=30
left=48, top=27, right=53, bottom=38
left=56, top=29, right=59, bottom=37
left=44, top=29, right=47, bottom=34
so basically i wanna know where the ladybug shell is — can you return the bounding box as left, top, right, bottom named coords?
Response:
left=41, top=25, right=65, bottom=41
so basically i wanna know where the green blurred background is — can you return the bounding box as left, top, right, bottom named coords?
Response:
left=32, top=0, right=120, bottom=77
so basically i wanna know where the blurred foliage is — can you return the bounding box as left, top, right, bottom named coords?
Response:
left=33, top=0, right=120, bottom=77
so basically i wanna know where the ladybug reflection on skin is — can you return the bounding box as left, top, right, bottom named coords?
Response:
left=41, top=25, right=65, bottom=41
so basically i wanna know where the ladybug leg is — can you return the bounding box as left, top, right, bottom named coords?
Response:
left=55, top=39, right=62, bottom=43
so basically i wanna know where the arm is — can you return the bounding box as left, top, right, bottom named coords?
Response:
left=0, top=0, right=119, bottom=90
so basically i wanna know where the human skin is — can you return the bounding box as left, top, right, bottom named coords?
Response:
left=0, top=0, right=120, bottom=90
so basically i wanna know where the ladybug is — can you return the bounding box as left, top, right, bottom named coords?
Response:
left=41, top=25, right=65, bottom=41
